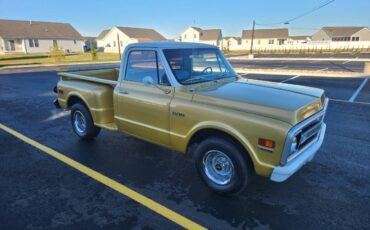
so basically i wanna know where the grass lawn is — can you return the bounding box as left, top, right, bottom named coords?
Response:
left=0, top=52, right=120, bottom=68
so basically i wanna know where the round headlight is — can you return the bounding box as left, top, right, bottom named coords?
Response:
left=290, top=137, right=298, bottom=155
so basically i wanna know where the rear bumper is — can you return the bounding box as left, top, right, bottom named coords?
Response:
left=270, top=123, right=326, bottom=182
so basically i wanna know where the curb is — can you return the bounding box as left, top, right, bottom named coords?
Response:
left=0, top=61, right=121, bottom=70
left=234, top=68, right=365, bottom=78
left=229, top=56, right=370, bottom=62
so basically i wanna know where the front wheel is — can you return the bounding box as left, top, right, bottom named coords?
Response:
left=71, top=103, right=101, bottom=140
left=193, top=137, right=251, bottom=195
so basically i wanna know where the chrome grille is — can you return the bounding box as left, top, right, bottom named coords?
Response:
left=280, top=97, right=329, bottom=165
left=290, top=114, right=324, bottom=160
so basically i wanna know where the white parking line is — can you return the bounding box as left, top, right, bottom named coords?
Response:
left=44, top=111, right=70, bottom=122
left=317, top=68, right=329, bottom=71
left=281, top=75, right=301, bottom=83
left=330, top=98, right=370, bottom=105
left=342, top=60, right=351, bottom=64
left=349, top=77, right=369, bottom=102
left=274, top=66, right=289, bottom=70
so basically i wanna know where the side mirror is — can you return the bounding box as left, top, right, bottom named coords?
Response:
left=143, top=76, right=154, bottom=87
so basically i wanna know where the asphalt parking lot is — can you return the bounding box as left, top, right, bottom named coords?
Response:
left=0, top=69, right=369, bottom=229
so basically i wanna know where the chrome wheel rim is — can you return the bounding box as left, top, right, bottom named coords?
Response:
left=203, top=150, right=234, bottom=185
left=73, top=111, right=87, bottom=135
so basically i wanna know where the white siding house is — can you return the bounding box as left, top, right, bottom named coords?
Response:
left=180, top=27, right=223, bottom=48
left=241, top=28, right=289, bottom=49
left=222, top=36, right=242, bottom=50
left=287, top=36, right=310, bottom=45
left=0, top=19, right=84, bottom=55
left=311, top=26, right=370, bottom=42
left=96, top=26, right=166, bottom=53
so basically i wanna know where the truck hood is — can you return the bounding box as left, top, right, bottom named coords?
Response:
left=192, top=78, right=325, bottom=125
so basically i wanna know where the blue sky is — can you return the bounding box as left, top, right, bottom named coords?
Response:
left=1, top=0, right=369, bottom=38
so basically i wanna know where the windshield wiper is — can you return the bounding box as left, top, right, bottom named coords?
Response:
left=182, top=76, right=207, bottom=84
left=213, top=73, right=235, bottom=81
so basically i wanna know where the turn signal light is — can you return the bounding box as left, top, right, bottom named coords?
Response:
left=258, top=138, right=275, bottom=149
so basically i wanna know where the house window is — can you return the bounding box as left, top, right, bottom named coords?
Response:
left=268, top=39, right=274, bottom=44
left=53, top=40, right=58, bottom=47
left=184, top=34, right=187, bottom=39
left=352, top=36, right=360, bottom=41
left=29, top=39, right=39, bottom=47
left=74, top=40, right=77, bottom=44
left=29, top=39, right=34, bottom=47
left=194, top=34, right=196, bottom=39
left=5, top=40, right=15, bottom=51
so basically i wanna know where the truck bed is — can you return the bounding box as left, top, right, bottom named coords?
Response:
left=58, top=68, right=119, bottom=86
left=57, top=68, right=120, bottom=130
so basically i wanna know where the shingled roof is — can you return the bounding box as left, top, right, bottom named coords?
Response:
left=320, top=26, right=367, bottom=37
left=0, top=19, right=83, bottom=39
left=190, top=27, right=203, bottom=33
left=200, top=29, right=222, bottom=41
left=289, top=35, right=310, bottom=40
left=224, top=36, right=241, bottom=42
left=116, top=27, right=166, bottom=41
left=97, top=29, right=110, bottom=40
left=242, top=28, right=289, bottom=39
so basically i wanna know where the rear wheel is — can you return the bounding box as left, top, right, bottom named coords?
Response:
left=193, top=137, right=250, bottom=195
left=71, top=103, right=100, bottom=140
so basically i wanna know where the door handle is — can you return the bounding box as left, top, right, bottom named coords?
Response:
left=119, top=90, right=129, bottom=94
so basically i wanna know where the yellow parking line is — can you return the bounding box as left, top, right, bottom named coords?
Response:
left=0, top=123, right=206, bottom=230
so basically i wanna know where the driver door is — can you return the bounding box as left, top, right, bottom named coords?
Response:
left=115, top=49, right=173, bottom=147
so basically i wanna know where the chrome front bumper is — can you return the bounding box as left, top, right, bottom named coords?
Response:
left=270, top=123, right=326, bottom=182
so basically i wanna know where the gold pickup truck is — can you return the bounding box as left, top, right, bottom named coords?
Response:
left=54, top=42, right=328, bottom=195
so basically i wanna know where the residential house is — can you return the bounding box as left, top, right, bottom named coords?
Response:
left=241, top=28, right=289, bottom=48
left=96, top=26, right=166, bottom=53
left=311, top=26, right=370, bottom=42
left=287, top=36, right=310, bottom=45
left=0, top=19, right=84, bottom=55
left=180, top=27, right=223, bottom=48
left=222, top=36, right=241, bottom=50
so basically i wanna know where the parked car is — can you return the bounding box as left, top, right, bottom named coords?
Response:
left=54, top=42, right=328, bottom=195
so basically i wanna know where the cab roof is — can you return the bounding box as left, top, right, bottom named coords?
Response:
left=126, top=41, right=217, bottom=49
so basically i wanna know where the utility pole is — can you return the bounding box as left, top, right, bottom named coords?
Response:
left=249, top=20, right=255, bottom=55
left=117, top=33, right=121, bottom=60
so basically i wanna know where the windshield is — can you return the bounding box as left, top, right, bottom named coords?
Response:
left=163, top=48, right=237, bottom=85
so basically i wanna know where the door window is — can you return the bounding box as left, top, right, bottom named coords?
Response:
left=5, top=40, right=15, bottom=51
left=125, top=50, right=170, bottom=85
